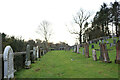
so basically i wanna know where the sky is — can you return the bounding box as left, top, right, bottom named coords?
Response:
left=0, top=0, right=117, bottom=46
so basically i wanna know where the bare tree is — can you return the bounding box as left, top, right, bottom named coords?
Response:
left=70, top=9, right=91, bottom=44
left=37, top=20, right=52, bottom=52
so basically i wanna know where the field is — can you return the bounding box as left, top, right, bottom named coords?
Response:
left=15, top=38, right=119, bottom=78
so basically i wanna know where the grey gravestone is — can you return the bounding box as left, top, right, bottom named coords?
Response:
left=3, top=46, right=14, bottom=78
left=113, top=39, right=116, bottom=44
left=25, top=45, right=31, bottom=68
left=115, top=40, right=120, bottom=64
left=77, top=44, right=79, bottom=53
left=99, top=44, right=111, bottom=63
left=84, top=43, right=90, bottom=58
left=74, top=45, right=77, bottom=53
left=92, top=49, right=97, bottom=61
left=82, top=49, right=84, bottom=55
left=33, top=47, right=37, bottom=60
left=36, top=46, right=39, bottom=59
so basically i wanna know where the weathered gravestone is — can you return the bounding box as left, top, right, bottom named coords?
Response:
left=82, top=49, right=84, bottom=55
left=115, top=40, right=120, bottom=64
left=84, top=43, right=90, bottom=58
left=99, top=43, right=112, bottom=63
left=3, top=46, right=15, bottom=78
left=92, top=49, right=97, bottom=61
left=25, top=45, right=31, bottom=68
left=33, top=47, right=37, bottom=61
left=113, top=39, right=116, bottom=44
left=36, top=46, right=39, bottom=59
left=74, top=45, right=77, bottom=53
left=77, top=44, right=80, bottom=53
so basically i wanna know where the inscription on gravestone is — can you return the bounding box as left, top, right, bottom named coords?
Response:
left=3, top=46, right=14, bottom=78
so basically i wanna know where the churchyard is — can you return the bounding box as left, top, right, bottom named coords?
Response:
left=14, top=37, right=119, bottom=78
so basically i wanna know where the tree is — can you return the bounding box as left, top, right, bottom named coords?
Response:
left=37, top=20, right=52, bottom=52
left=71, top=9, right=91, bottom=44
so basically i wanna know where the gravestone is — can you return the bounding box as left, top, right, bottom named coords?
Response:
left=36, top=46, right=39, bottom=59
left=25, top=45, right=31, bottom=68
left=99, top=44, right=111, bottom=63
left=3, top=46, right=14, bottom=78
left=91, top=45, right=94, bottom=49
left=115, top=40, right=120, bottom=64
left=84, top=43, right=90, bottom=58
left=77, top=44, right=80, bottom=53
left=113, top=39, right=116, bottom=44
left=92, top=49, right=97, bottom=61
left=82, top=49, right=84, bottom=55
left=74, top=45, right=77, bottom=53
left=33, top=47, right=37, bottom=61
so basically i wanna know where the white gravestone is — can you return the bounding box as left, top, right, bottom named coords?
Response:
left=92, top=49, right=97, bottom=61
left=36, top=46, right=39, bottom=59
left=3, top=46, right=14, bottom=78
left=25, top=45, right=31, bottom=68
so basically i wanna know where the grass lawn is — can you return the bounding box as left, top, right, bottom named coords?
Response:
left=15, top=38, right=119, bottom=78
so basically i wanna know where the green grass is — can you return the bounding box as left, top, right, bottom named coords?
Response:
left=15, top=37, right=119, bottom=78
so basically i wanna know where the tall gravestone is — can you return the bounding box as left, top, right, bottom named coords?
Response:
left=92, top=49, right=97, bottom=61
left=33, top=47, right=37, bottom=61
left=99, top=44, right=111, bottom=63
left=74, top=45, right=77, bottom=53
left=77, top=44, right=80, bottom=53
left=0, top=33, right=2, bottom=80
left=115, top=40, right=120, bottom=64
left=84, top=43, right=90, bottom=58
left=25, top=45, right=31, bottom=68
left=36, top=46, right=39, bottom=59
left=3, top=46, right=14, bottom=79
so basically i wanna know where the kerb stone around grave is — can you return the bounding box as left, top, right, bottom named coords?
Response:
left=3, top=46, right=14, bottom=79
left=115, top=40, right=120, bottom=64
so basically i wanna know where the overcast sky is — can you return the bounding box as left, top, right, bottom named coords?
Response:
left=0, top=0, right=117, bottom=46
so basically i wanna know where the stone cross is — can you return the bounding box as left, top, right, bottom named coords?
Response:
left=92, top=49, right=97, bottom=61
left=115, top=40, right=120, bottom=64
left=3, top=46, right=14, bottom=78
left=25, top=45, right=31, bottom=68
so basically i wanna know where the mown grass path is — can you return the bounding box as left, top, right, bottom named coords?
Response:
left=15, top=49, right=118, bottom=78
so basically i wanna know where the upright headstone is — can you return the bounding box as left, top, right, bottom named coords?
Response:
left=82, top=49, right=84, bottom=55
left=3, top=46, right=14, bottom=79
left=77, top=44, right=80, bottom=53
left=25, top=45, right=31, bottom=68
left=74, top=45, right=77, bottom=53
left=115, top=40, right=120, bottom=64
left=0, top=33, right=2, bottom=80
left=99, top=44, right=111, bottom=63
left=36, top=46, right=39, bottom=59
left=92, top=49, right=97, bottom=61
left=33, top=47, right=37, bottom=61
left=84, top=43, right=90, bottom=58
